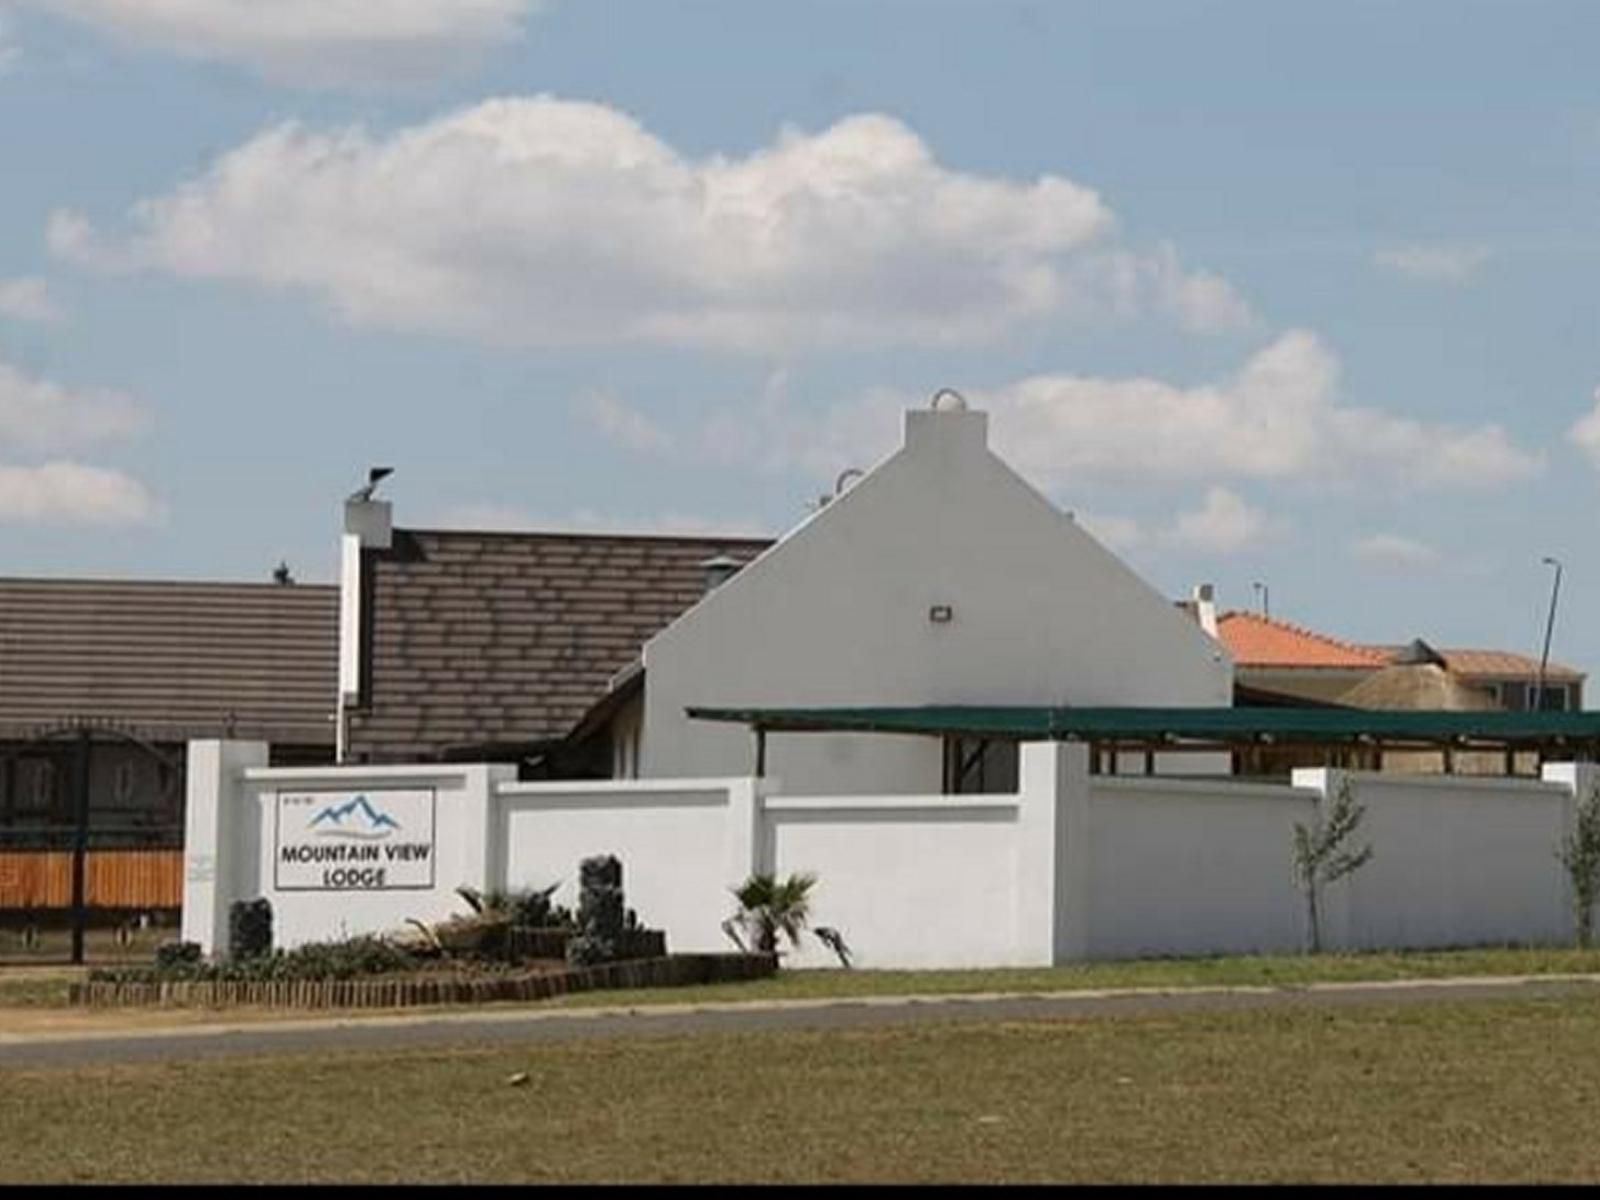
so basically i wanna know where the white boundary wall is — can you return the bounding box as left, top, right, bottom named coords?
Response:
left=496, top=779, right=761, bottom=955
left=1294, top=768, right=1579, bottom=952
left=1085, top=778, right=1313, bottom=959
left=183, top=741, right=1600, bottom=967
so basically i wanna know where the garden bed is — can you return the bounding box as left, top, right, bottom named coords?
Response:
left=68, top=952, right=777, bottom=1011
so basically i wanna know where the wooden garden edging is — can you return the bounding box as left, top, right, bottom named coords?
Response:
left=70, top=953, right=778, bottom=1011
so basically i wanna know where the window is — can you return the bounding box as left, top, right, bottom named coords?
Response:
left=1499, top=681, right=1571, bottom=712
left=1536, top=685, right=1571, bottom=713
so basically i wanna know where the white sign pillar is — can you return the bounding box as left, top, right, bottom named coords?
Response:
left=182, top=739, right=269, bottom=957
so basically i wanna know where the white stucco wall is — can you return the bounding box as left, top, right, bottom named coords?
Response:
left=767, top=795, right=1023, bottom=969
left=640, top=408, right=1233, bottom=795
left=497, top=779, right=758, bottom=954
left=1296, top=769, right=1576, bottom=951
left=1085, top=778, right=1313, bottom=959
left=185, top=742, right=1596, bottom=965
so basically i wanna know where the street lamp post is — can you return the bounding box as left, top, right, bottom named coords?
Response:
left=1252, top=581, right=1270, bottom=619
left=1537, top=556, right=1564, bottom=711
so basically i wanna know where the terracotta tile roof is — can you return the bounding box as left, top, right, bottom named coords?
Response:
left=347, top=528, right=773, bottom=761
left=0, top=578, right=338, bottom=745
left=1215, top=611, right=1389, bottom=670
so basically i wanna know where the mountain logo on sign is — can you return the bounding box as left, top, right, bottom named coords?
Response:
left=309, top=795, right=401, bottom=841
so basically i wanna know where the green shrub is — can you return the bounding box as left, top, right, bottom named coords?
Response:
left=153, top=940, right=203, bottom=972
left=92, top=934, right=419, bottom=986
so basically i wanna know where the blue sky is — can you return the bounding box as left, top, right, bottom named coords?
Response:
left=0, top=1, right=1596, bottom=679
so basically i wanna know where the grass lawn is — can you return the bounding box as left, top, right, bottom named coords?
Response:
left=5, top=994, right=1600, bottom=1183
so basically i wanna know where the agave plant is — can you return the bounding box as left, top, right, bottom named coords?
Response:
left=729, top=872, right=817, bottom=956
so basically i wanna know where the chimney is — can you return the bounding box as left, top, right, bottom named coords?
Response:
left=904, top=399, right=989, bottom=458
left=337, top=496, right=393, bottom=763
left=343, top=496, right=392, bottom=550
left=1192, top=583, right=1219, bottom=639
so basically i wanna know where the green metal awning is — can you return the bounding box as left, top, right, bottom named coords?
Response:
left=686, top=705, right=1600, bottom=750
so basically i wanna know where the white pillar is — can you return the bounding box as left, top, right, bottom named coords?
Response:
left=460, top=764, right=518, bottom=895
left=181, top=739, right=269, bottom=957
left=724, top=777, right=766, bottom=891
left=1541, top=761, right=1600, bottom=800
left=1018, top=741, right=1091, bottom=965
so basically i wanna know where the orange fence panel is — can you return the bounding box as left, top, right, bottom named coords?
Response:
left=0, top=850, right=182, bottom=910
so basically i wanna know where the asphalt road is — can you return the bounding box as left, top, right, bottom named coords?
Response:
left=3, top=975, right=1598, bottom=1068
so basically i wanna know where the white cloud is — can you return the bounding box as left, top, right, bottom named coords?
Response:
left=432, top=502, right=769, bottom=539
left=1167, top=487, right=1281, bottom=554
left=25, top=0, right=536, bottom=86
left=0, top=462, right=162, bottom=526
left=51, top=97, right=1251, bottom=352
left=977, top=332, right=1539, bottom=491
left=1070, top=490, right=1282, bottom=558
left=1083, top=243, right=1255, bottom=334
left=0, top=277, right=63, bottom=323
left=1569, top=388, right=1600, bottom=468
left=0, top=357, right=147, bottom=452
left=738, top=332, right=1543, bottom=492
left=1351, top=533, right=1440, bottom=567
left=579, top=392, right=675, bottom=456
left=1373, top=243, right=1491, bottom=284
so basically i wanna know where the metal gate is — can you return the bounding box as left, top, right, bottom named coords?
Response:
left=0, top=723, right=184, bottom=965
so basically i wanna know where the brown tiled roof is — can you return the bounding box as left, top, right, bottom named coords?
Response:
left=0, top=578, right=338, bottom=745
left=1216, top=611, right=1389, bottom=669
left=346, top=529, right=773, bottom=761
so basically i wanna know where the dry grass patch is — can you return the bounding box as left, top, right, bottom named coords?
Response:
left=4, top=994, right=1600, bottom=1183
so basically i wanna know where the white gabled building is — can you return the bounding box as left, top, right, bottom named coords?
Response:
left=631, top=399, right=1234, bottom=794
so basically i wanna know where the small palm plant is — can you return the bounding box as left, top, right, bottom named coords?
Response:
left=1292, top=778, right=1374, bottom=955
left=726, top=872, right=817, bottom=957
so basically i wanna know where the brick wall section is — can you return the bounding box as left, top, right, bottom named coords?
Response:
left=347, top=529, right=772, bottom=762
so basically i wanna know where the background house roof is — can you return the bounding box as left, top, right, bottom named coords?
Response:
left=1218, top=613, right=1586, bottom=684
left=0, top=578, right=337, bottom=745
left=347, top=528, right=773, bottom=761
left=1215, top=611, right=1390, bottom=669
left=1368, top=647, right=1586, bottom=683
